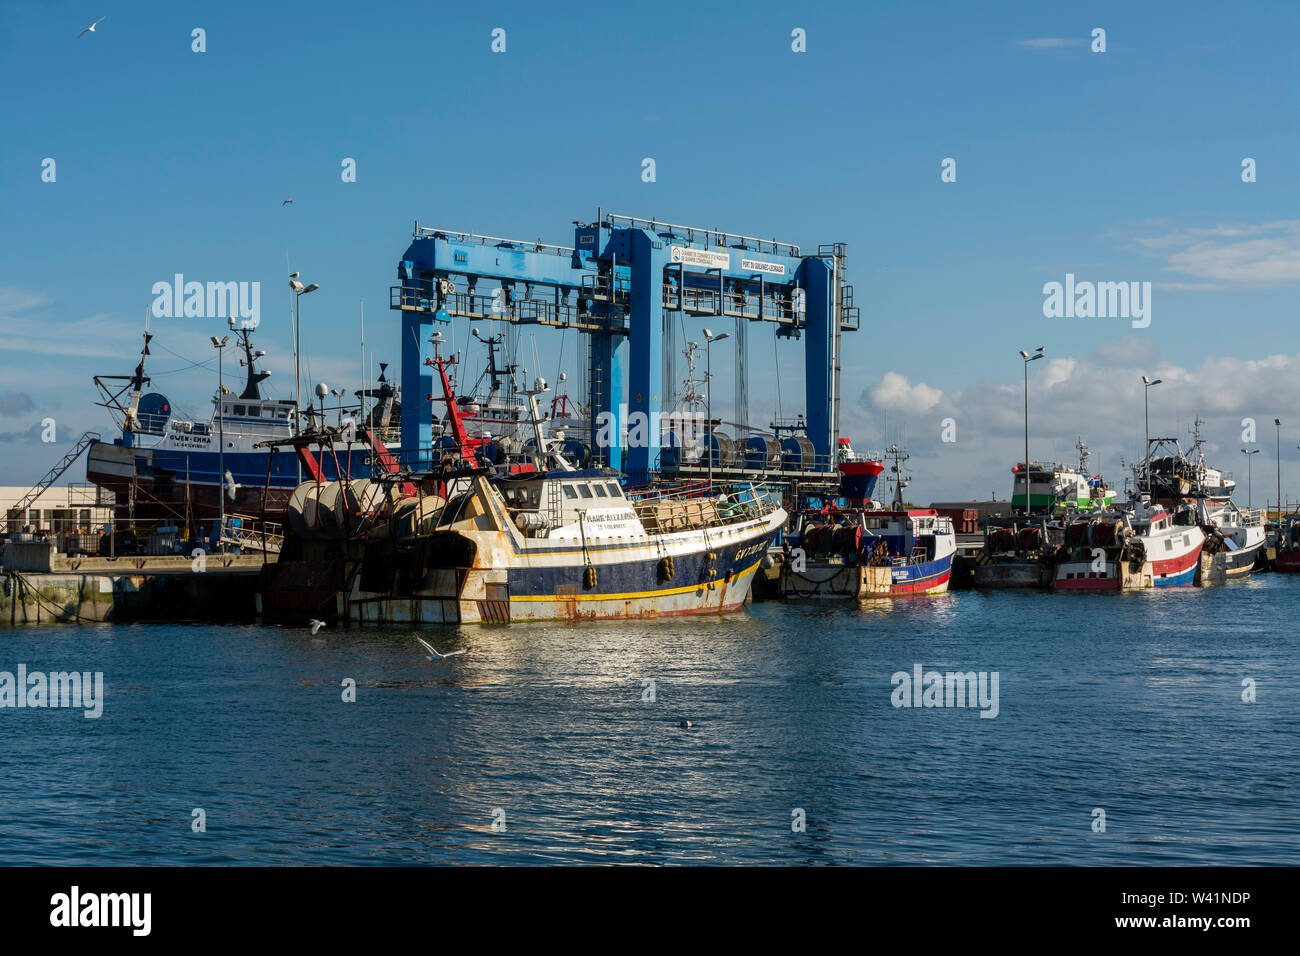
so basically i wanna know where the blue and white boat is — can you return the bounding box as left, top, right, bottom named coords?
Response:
left=86, top=326, right=398, bottom=522
left=779, top=506, right=956, bottom=598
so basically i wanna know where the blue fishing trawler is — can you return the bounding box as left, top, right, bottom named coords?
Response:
left=86, top=325, right=398, bottom=521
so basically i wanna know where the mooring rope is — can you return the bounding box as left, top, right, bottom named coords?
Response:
left=4, top=569, right=102, bottom=624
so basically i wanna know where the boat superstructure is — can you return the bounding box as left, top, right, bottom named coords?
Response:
left=1135, top=425, right=1262, bottom=579
left=86, top=324, right=395, bottom=522
left=1055, top=500, right=1206, bottom=590
left=1011, top=439, right=1115, bottom=513
left=1143, top=427, right=1235, bottom=507
left=780, top=505, right=956, bottom=598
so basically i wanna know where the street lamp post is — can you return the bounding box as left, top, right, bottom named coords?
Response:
left=1018, top=347, right=1044, bottom=515
left=703, top=328, right=729, bottom=488
left=210, top=334, right=230, bottom=552
left=1241, top=448, right=1260, bottom=509
left=1275, top=419, right=1282, bottom=526
left=1142, top=375, right=1163, bottom=500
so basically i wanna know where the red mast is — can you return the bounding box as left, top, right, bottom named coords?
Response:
left=425, top=337, right=483, bottom=461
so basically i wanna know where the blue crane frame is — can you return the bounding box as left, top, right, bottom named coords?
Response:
left=390, top=212, right=859, bottom=481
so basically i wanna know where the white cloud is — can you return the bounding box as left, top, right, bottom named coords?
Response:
left=1038, top=357, right=1075, bottom=389
left=865, top=371, right=944, bottom=412
left=0, top=287, right=49, bottom=314
left=1135, top=220, right=1300, bottom=286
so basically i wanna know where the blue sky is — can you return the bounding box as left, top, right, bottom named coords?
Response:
left=2, top=0, right=1299, bottom=503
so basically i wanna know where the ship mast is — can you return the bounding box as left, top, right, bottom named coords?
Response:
left=236, top=328, right=271, bottom=400
left=425, top=333, right=477, bottom=461
left=1076, top=437, right=1091, bottom=476
left=885, top=441, right=911, bottom=510
left=124, top=321, right=152, bottom=435
left=517, top=369, right=573, bottom=473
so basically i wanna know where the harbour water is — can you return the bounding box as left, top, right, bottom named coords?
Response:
left=2, top=579, right=1298, bottom=865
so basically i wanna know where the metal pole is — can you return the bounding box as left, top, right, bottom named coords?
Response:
left=1144, top=386, right=1150, bottom=499
left=1023, top=359, right=1029, bottom=516
left=217, top=343, right=225, bottom=554
left=706, top=339, right=713, bottom=488
left=1276, top=419, right=1282, bottom=527
left=294, top=293, right=302, bottom=483
left=294, top=293, right=301, bottom=435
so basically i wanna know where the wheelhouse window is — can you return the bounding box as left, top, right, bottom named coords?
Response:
left=578, top=484, right=594, bottom=499
left=563, top=486, right=577, bottom=499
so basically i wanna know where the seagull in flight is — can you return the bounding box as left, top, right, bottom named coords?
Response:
left=415, top=636, right=464, bottom=660
left=309, top=619, right=326, bottom=635
left=223, top=470, right=240, bottom=502
left=78, top=17, right=105, bottom=37
left=282, top=199, right=293, bottom=206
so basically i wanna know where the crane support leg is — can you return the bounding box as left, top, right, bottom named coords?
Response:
left=626, top=230, right=668, bottom=483
left=799, top=257, right=835, bottom=460
left=400, top=310, right=434, bottom=469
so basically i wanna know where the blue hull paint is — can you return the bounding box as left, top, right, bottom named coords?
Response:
left=885, top=555, right=954, bottom=593
left=506, top=533, right=775, bottom=599
left=1153, top=565, right=1197, bottom=587
left=142, top=446, right=371, bottom=487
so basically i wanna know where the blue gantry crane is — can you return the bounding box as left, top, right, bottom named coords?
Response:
left=391, top=211, right=859, bottom=483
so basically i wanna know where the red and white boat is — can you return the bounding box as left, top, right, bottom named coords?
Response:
left=1055, top=500, right=1206, bottom=590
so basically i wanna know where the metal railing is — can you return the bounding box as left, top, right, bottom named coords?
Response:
left=391, top=286, right=617, bottom=334
left=224, top=513, right=283, bottom=553
left=412, top=222, right=575, bottom=257
left=602, top=213, right=801, bottom=258
left=666, top=285, right=800, bottom=323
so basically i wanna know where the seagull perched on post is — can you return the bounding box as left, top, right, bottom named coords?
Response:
left=415, top=636, right=464, bottom=660
left=78, top=17, right=105, bottom=37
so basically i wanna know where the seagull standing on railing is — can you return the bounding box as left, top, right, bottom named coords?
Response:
left=415, top=636, right=464, bottom=660
left=78, top=17, right=105, bottom=37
